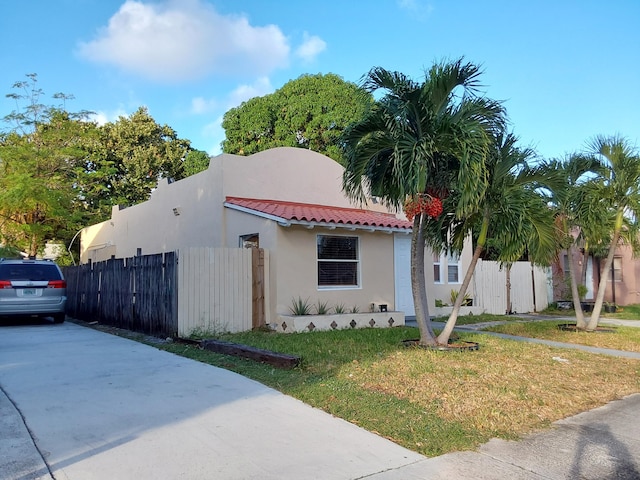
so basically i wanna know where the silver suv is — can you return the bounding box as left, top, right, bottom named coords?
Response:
left=0, top=258, right=67, bottom=323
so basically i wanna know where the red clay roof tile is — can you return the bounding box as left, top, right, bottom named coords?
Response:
left=225, top=197, right=411, bottom=230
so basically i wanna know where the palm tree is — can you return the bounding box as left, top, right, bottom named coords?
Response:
left=543, top=154, right=604, bottom=329
left=585, top=136, right=640, bottom=330
left=342, top=58, right=504, bottom=346
left=428, top=132, right=558, bottom=344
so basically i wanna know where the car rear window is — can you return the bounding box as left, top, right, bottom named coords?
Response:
left=0, top=264, right=62, bottom=281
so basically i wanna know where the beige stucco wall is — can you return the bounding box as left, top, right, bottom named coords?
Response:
left=273, top=226, right=396, bottom=316
left=80, top=147, right=393, bottom=264
left=80, top=147, right=406, bottom=323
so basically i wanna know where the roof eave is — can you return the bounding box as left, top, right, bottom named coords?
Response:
left=224, top=202, right=411, bottom=233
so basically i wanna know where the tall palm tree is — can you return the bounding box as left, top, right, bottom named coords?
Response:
left=342, top=58, right=504, bottom=346
left=428, top=132, right=558, bottom=344
left=585, top=136, right=640, bottom=330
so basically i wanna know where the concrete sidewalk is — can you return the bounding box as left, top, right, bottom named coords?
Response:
left=2, top=321, right=640, bottom=479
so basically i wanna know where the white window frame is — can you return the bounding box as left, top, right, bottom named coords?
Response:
left=316, top=234, right=361, bottom=290
left=433, top=252, right=461, bottom=284
left=446, top=253, right=461, bottom=284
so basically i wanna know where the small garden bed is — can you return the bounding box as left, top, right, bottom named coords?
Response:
left=272, top=311, right=405, bottom=333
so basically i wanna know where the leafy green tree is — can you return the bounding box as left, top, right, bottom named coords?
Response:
left=584, top=136, right=640, bottom=330
left=86, top=107, right=192, bottom=213
left=222, top=73, right=373, bottom=163
left=183, top=149, right=210, bottom=176
left=342, top=59, right=504, bottom=347
left=430, top=132, right=558, bottom=344
left=0, top=74, right=96, bottom=256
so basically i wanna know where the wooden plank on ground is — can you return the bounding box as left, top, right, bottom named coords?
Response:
left=200, top=339, right=300, bottom=369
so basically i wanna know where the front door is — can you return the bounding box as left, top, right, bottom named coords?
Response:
left=394, top=234, right=415, bottom=316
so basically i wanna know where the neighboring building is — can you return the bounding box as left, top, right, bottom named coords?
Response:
left=79, top=147, right=476, bottom=324
left=555, top=243, right=640, bottom=306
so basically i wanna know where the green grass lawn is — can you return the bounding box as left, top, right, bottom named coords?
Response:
left=155, top=323, right=640, bottom=457
left=484, top=319, right=640, bottom=352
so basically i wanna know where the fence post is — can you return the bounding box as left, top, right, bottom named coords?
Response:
left=252, top=248, right=265, bottom=329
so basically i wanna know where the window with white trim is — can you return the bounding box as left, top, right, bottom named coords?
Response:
left=447, top=254, right=460, bottom=283
left=317, top=235, right=359, bottom=287
left=433, top=253, right=460, bottom=284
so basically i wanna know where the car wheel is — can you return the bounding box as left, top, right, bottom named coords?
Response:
left=53, top=313, right=65, bottom=324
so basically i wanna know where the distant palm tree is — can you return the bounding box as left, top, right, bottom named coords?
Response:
left=342, top=58, right=504, bottom=346
left=585, top=136, right=640, bottom=330
left=430, top=132, right=558, bottom=344
left=543, top=154, right=605, bottom=329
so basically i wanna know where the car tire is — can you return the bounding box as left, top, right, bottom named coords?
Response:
left=53, top=313, right=65, bottom=324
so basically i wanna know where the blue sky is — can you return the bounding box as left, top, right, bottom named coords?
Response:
left=2, top=0, right=639, bottom=159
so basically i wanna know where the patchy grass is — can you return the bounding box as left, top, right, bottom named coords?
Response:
left=539, top=303, right=640, bottom=321
left=485, top=320, right=640, bottom=352
left=157, top=325, right=640, bottom=457
left=435, top=313, right=521, bottom=325
left=604, top=304, right=640, bottom=320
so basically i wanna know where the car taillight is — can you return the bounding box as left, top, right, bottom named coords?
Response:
left=47, top=280, right=67, bottom=289
left=0, top=280, right=11, bottom=289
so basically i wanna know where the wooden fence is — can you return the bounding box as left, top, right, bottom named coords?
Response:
left=64, top=248, right=266, bottom=338
left=473, top=259, right=551, bottom=314
left=64, top=252, right=178, bottom=337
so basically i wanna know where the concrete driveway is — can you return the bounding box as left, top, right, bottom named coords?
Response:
left=3, top=320, right=640, bottom=480
left=0, top=321, right=424, bottom=479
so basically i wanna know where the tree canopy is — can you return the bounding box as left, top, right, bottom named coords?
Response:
left=0, top=75, right=197, bottom=257
left=0, top=75, right=96, bottom=256
left=221, top=73, right=373, bottom=163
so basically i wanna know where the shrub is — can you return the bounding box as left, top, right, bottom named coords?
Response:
left=289, top=297, right=312, bottom=315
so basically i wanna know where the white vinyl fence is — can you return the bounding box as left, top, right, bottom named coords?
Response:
left=177, top=247, right=255, bottom=336
left=473, top=260, right=551, bottom=315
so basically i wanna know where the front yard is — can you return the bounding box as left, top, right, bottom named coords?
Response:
left=153, top=314, right=640, bottom=457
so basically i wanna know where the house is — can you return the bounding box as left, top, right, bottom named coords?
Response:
left=79, top=147, right=483, bottom=329
left=555, top=243, right=640, bottom=306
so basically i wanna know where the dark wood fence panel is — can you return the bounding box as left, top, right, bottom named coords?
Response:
left=63, top=252, right=178, bottom=337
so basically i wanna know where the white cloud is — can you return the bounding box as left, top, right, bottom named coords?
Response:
left=77, top=0, right=290, bottom=83
left=226, top=77, right=273, bottom=108
left=190, top=96, right=218, bottom=115
left=189, top=76, right=272, bottom=117
left=89, top=107, right=130, bottom=125
left=295, top=32, right=326, bottom=63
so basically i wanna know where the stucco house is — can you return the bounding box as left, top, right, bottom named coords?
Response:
left=555, top=243, right=640, bottom=307
left=80, top=147, right=479, bottom=327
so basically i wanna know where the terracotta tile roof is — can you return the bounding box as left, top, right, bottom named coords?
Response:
left=225, top=197, right=412, bottom=230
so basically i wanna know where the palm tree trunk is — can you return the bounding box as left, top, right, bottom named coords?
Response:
left=586, top=211, right=623, bottom=331
left=580, top=242, right=590, bottom=289
left=436, top=243, right=483, bottom=345
left=436, top=214, right=488, bottom=345
left=412, top=213, right=437, bottom=345
left=567, top=244, right=586, bottom=329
